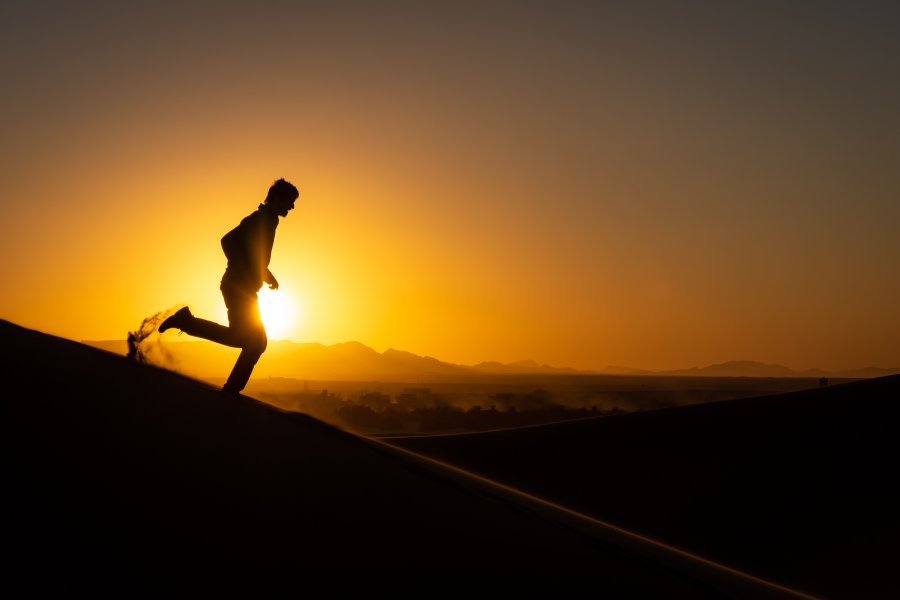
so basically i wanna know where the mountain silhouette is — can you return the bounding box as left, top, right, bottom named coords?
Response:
left=84, top=337, right=900, bottom=382
left=654, top=360, right=799, bottom=377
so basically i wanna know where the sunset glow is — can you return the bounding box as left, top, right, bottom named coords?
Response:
left=257, top=286, right=299, bottom=341
left=1, top=2, right=898, bottom=372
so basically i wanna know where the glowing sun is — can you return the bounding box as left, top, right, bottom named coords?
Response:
left=257, top=286, right=299, bottom=340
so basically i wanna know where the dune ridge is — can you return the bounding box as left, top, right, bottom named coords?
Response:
left=1, top=318, right=811, bottom=596
left=388, top=375, right=900, bottom=598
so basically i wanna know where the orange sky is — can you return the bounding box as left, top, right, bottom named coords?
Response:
left=1, top=1, right=898, bottom=371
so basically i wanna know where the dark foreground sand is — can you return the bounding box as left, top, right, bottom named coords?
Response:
left=388, top=373, right=900, bottom=599
left=0, top=318, right=809, bottom=596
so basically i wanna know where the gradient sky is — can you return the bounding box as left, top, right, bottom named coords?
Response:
left=2, top=1, right=898, bottom=371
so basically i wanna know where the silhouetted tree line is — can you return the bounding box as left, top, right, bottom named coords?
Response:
left=335, top=402, right=622, bottom=434
left=260, top=378, right=826, bottom=434
left=261, top=387, right=635, bottom=433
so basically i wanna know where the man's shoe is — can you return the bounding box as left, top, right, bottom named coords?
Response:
left=159, top=306, right=192, bottom=333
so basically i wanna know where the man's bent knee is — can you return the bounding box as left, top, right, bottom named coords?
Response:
left=238, top=327, right=267, bottom=356
left=249, top=330, right=267, bottom=355
left=229, top=319, right=267, bottom=354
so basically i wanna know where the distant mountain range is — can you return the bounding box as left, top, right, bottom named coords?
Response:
left=601, top=360, right=899, bottom=379
left=83, top=338, right=900, bottom=381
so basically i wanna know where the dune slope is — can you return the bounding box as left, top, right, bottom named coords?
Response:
left=2, top=318, right=742, bottom=595
left=388, top=375, right=900, bottom=598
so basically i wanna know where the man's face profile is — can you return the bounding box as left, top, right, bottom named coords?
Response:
left=274, top=196, right=296, bottom=218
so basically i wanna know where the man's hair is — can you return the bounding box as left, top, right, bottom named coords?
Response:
left=265, top=178, right=299, bottom=204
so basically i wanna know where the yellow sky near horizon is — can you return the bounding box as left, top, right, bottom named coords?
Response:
left=1, top=1, right=898, bottom=372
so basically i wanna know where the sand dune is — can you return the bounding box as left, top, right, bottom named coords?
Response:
left=387, top=375, right=900, bottom=599
left=1, top=318, right=811, bottom=596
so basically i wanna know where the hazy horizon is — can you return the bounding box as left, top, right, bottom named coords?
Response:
left=76, top=330, right=899, bottom=375
left=2, top=1, right=898, bottom=372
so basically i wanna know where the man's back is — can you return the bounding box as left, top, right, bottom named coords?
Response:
left=221, top=205, right=279, bottom=291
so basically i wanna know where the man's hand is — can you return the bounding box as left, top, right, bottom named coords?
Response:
left=266, top=269, right=279, bottom=290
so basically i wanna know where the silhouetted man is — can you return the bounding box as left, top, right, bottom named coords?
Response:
left=159, top=178, right=299, bottom=394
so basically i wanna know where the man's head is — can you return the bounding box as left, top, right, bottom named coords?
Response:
left=265, top=178, right=299, bottom=217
